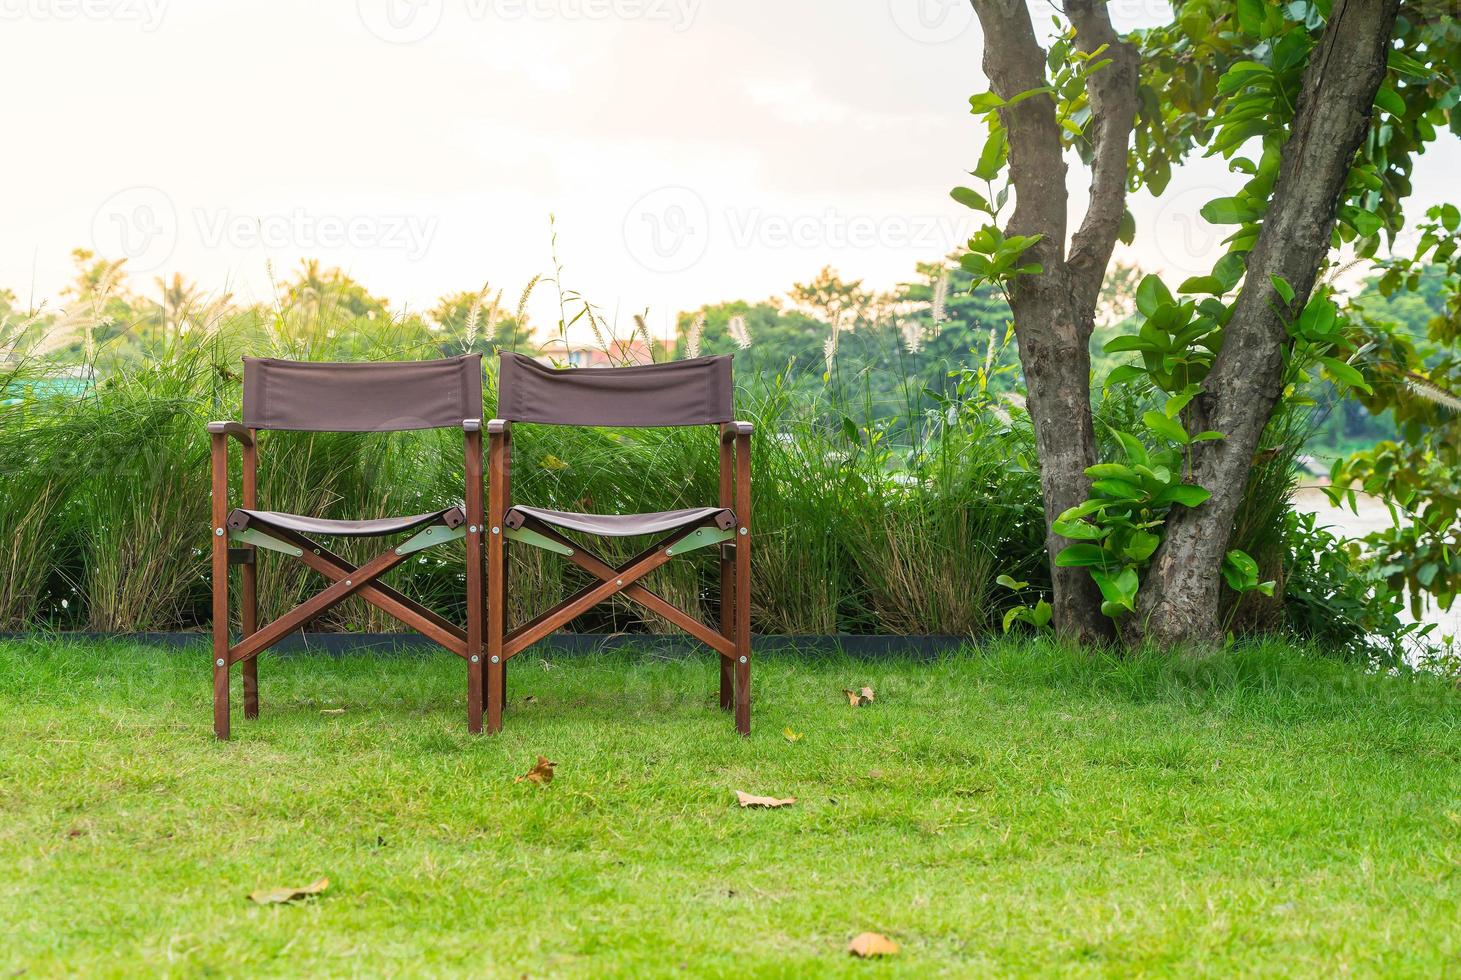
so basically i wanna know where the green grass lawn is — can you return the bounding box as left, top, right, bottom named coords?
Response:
left=1, top=639, right=1458, bottom=977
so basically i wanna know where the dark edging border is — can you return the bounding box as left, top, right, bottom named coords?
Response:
left=0, top=632, right=973, bottom=659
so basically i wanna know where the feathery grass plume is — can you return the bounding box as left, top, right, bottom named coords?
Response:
left=1405, top=376, right=1461, bottom=414
left=633, top=310, right=655, bottom=361
left=463, top=285, right=484, bottom=352
left=587, top=307, right=610, bottom=355
left=822, top=324, right=839, bottom=373
left=687, top=313, right=705, bottom=359
left=899, top=320, right=923, bottom=354
left=264, top=258, right=288, bottom=348
left=983, top=325, right=998, bottom=376
left=931, top=271, right=949, bottom=331
left=484, top=289, right=503, bottom=343
left=0, top=304, right=47, bottom=363
left=515, top=275, right=541, bottom=335
left=728, top=314, right=751, bottom=349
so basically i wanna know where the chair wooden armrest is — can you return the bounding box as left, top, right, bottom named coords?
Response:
left=206, top=421, right=254, bottom=447
left=720, top=420, right=753, bottom=441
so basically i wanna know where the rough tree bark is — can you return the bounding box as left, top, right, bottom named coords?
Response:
left=968, top=0, right=1139, bottom=645
left=1137, top=0, right=1402, bottom=646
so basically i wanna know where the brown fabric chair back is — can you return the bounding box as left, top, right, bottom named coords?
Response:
left=242, top=355, right=483, bottom=432
left=495, top=352, right=732, bottom=427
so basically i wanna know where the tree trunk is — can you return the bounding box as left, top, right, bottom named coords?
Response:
left=969, top=0, right=1138, bottom=645
left=1138, top=0, right=1401, bottom=647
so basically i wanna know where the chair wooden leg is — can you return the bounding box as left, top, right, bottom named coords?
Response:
left=212, top=560, right=231, bottom=740
left=468, top=656, right=484, bottom=734
left=211, top=433, right=231, bottom=741
left=241, top=661, right=258, bottom=721
left=487, top=656, right=504, bottom=733
left=720, top=656, right=734, bottom=711
left=733, top=566, right=751, bottom=735
left=241, top=563, right=259, bottom=719
left=719, top=548, right=734, bottom=711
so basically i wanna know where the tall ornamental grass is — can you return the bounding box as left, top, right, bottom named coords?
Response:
left=0, top=304, right=1048, bottom=637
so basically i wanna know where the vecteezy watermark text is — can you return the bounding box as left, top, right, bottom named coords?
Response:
left=195, top=209, right=437, bottom=262
left=622, top=186, right=977, bottom=272
left=91, top=188, right=439, bottom=271
left=0, top=0, right=168, bottom=30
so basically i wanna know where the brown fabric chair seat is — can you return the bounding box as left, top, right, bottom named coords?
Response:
left=228, top=506, right=466, bottom=538
left=504, top=504, right=734, bottom=538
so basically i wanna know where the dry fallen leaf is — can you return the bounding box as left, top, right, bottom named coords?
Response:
left=320, top=708, right=346, bottom=715
left=515, top=755, right=557, bottom=785
left=248, top=877, right=329, bottom=905
left=782, top=726, right=803, bottom=743
left=842, top=686, right=875, bottom=707
left=735, top=791, right=796, bottom=808
left=847, top=932, right=899, bottom=958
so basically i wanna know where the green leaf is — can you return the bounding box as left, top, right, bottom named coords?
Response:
left=1091, top=478, right=1145, bottom=501
left=1031, top=599, right=1052, bottom=628
left=1104, top=364, right=1147, bottom=388
left=950, top=186, right=991, bottom=213
left=1135, top=275, right=1174, bottom=318
left=1002, top=606, right=1025, bottom=633
left=1123, top=531, right=1161, bottom=562
left=1296, top=295, right=1338, bottom=340
left=1086, top=463, right=1141, bottom=481
left=1114, top=431, right=1149, bottom=466
left=973, top=128, right=1009, bottom=181
left=1117, top=209, right=1136, bottom=246
left=1270, top=274, right=1295, bottom=305
left=1005, top=85, right=1055, bottom=107
left=1053, top=517, right=1107, bottom=541
left=968, top=91, right=1005, bottom=113
left=1374, top=87, right=1405, bottom=118
left=1155, top=484, right=1212, bottom=508
left=995, top=573, right=1029, bottom=591
left=1104, top=335, right=1155, bottom=354
left=1142, top=410, right=1189, bottom=445
left=1236, top=0, right=1265, bottom=35
left=1054, top=544, right=1116, bottom=568
left=1320, top=356, right=1373, bottom=393
left=1178, top=275, right=1227, bottom=295
left=1200, top=197, right=1260, bottom=225
left=1213, top=252, right=1246, bottom=292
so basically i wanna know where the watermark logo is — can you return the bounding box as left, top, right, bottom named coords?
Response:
left=623, top=186, right=710, bottom=274
left=1152, top=184, right=1228, bottom=277
left=356, top=0, right=444, bottom=43
left=91, top=186, right=178, bottom=272
left=888, top=0, right=973, bottom=45
left=0, top=0, right=169, bottom=30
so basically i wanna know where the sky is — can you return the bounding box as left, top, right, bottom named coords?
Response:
left=2, top=0, right=1458, bottom=344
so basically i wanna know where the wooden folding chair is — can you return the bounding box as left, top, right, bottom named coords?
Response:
left=485, top=352, right=753, bottom=734
left=208, top=354, right=487, bottom=740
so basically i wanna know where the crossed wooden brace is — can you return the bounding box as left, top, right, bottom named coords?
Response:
left=222, top=517, right=735, bottom=667
left=501, top=516, right=736, bottom=661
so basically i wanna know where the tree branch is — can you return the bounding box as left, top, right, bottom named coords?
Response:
left=1065, top=0, right=1140, bottom=317
left=969, top=0, right=1068, bottom=263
